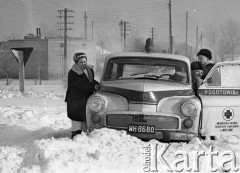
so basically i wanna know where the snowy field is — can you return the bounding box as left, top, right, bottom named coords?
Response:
left=1, top=79, right=240, bottom=173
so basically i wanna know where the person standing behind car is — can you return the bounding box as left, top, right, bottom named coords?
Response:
left=191, top=61, right=203, bottom=95
left=65, top=52, right=99, bottom=139
left=197, top=49, right=215, bottom=80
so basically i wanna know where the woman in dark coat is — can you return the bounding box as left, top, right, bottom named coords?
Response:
left=65, top=52, right=99, bottom=139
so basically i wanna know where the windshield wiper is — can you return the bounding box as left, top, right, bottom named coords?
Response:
left=144, top=74, right=159, bottom=78
left=130, top=71, right=150, bottom=76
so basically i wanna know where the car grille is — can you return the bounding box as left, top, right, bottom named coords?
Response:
left=106, top=114, right=179, bottom=130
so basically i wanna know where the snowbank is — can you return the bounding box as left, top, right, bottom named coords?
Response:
left=1, top=84, right=240, bottom=173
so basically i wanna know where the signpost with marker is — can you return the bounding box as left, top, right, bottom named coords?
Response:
left=10, top=47, right=33, bottom=93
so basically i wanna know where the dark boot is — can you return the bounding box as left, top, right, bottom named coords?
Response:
left=76, top=130, right=82, bottom=135
left=71, top=131, right=77, bottom=139
left=210, top=136, right=215, bottom=140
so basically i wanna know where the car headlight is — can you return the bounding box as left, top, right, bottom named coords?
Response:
left=180, top=101, right=197, bottom=116
left=88, top=97, right=105, bottom=112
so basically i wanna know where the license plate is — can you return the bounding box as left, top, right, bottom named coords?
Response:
left=128, top=125, right=155, bottom=134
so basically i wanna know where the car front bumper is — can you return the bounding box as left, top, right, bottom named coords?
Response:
left=111, top=127, right=198, bottom=141
left=131, top=131, right=198, bottom=141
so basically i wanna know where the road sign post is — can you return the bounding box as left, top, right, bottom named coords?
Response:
left=10, top=47, right=33, bottom=93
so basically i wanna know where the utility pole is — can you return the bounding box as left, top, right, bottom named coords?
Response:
left=168, top=0, right=173, bottom=53
left=186, top=11, right=188, bottom=57
left=119, top=20, right=123, bottom=52
left=84, top=11, right=88, bottom=40
left=124, top=21, right=126, bottom=52
left=58, top=8, right=74, bottom=88
left=196, top=25, right=199, bottom=60
left=123, top=21, right=130, bottom=52
left=149, top=27, right=157, bottom=46
left=18, top=51, right=24, bottom=93
left=92, top=21, right=94, bottom=40
left=57, top=10, right=63, bottom=37
left=152, top=27, right=154, bottom=44
left=200, top=31, right=203, bottom=49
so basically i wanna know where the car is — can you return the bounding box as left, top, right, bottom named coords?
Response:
left=86, top=52, right=202, bottom=141
left=199, top=61, right=240, bottom=137
left=86, top=52, right=240, bottom=141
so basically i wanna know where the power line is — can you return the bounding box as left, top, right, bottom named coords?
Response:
left=125, top=7, right=167, bottom=19
left=6, top=0, right=56, bottom=18
left=44, top=0, right=65, bottom=8
left=124, top=21, right=130, bottom=51
left=149, top=27, right=157, bottom=45
left=88, top=6, right=167, bottom=18
left=169, top=0, right=173, bottom=53
left=87, top=1, right=167, bottom=14
left=172, top=8, right=199, bottom=29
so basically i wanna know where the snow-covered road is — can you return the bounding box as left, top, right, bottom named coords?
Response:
left=1, top=83, right=240, bottom=173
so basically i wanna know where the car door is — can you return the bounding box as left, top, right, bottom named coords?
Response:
left=198, top=61, right=240, bottom=136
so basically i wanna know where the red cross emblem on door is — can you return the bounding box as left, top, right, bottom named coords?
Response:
left=223, top=108, right=234, bottom=121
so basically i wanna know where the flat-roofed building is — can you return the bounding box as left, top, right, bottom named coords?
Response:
left=0, top=35, right=96, bottom=80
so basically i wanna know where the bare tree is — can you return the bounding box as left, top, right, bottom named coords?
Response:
left=204, top=25, right=220, bottom=62
left=96, top=32, right=112, bottom=53
left=4, top=32, right=23, bottom=41
left=126, top=29, right=145, bottom=52
left=0, top=51, right=17, bottom=85
left=0, top=34, right=23, bottom=84
left=217, top=38, right=231, bottom=62
left=204, top=19, right=240, bottom=62
left=205, top=25, right=219, bottom=49
left=96, top=32, right=113, bottom=78
left=221, top=19, right=240, bottom=60
left=173, top=43, right=195, bottom=60
left=126, top=37, right=145, bottom=52
left=40, top=22, right=59, bottom=37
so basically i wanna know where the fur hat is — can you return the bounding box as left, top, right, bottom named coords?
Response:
left=197, top=49, right=212, bottom=60
left=191, top=61, right=203, bottom=70
left=73, top=52, right=87, bottom=63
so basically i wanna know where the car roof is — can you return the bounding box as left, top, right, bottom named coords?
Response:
left=106, top=52, right=190, bottom=63
left=210, top=61, right=240, bottom=70
left=218, top=61, right=240, bottom=65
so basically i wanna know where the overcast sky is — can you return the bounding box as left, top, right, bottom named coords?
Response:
left=0, top=0, right=240, bottom=47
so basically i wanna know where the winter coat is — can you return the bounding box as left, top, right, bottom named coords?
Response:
left=65, top=65, right=99, bottom=122
left=201, top=62, right=215, bottom=80
left=192, top=78, right=203, bottom=96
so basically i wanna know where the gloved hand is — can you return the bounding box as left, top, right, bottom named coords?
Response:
left=94, top=84, right=100, bottom=91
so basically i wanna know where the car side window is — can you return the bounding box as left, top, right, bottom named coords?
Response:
left=206, top=67, right=221, bottom=86
left=106, top=62, right=119, bottom=79
left=111, top=63, right=118, bottom=79
left=206, top=64, right=240, bottom=87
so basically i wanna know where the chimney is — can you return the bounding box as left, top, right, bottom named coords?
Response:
left=38, top=28, right=41, bottom=37
left=36, top=28, right=41, bottom=37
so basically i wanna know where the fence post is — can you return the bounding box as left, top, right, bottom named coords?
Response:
left=38, top=66, right=41, bottom=85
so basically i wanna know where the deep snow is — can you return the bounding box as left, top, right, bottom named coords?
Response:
left=1, top=80, right=240, bottom=173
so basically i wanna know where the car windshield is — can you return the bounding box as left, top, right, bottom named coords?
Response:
left=103, top=57, right=189, bottom=84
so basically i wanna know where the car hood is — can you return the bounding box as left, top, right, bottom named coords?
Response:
left=99, top=79, right=194, bottom=103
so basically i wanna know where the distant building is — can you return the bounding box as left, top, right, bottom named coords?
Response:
left=0, top=33, right=96, bottom=80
